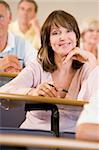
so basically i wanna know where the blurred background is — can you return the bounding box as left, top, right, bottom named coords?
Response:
left=6, top=0, right=99, bottom=26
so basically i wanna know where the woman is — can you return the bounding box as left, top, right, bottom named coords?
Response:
left=0, top=10, right=96, bottom=132
left=80, top=19, right=99, bottom=64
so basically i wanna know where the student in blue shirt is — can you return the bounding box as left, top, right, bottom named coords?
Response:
left=0, top=0, right=37, bottom=73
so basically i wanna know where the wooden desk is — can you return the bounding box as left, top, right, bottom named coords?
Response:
left=0, top=72, right=87, bottom=106
left=0, top=72, right=18, bottom=87
left=0, top=72, right=18, bottom=78
left=0, top=92, right=88, bottom=106
left=0, top=133, right=99, bottom=150
left=0, top=92, right=87, bottom=134
left=0, top=72, right=87, bottom=107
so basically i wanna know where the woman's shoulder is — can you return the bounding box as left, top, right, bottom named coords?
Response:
left=26, top=60, right=51, bottom=76
left=26, top=60, right=52, bottom=82
left=82, top=50, right=97, bottom=72
left=87, top=66, right=99, bottom=80
left=26, top=60, right=43, bottom=71
left=76, top=62, right=96, bottom=82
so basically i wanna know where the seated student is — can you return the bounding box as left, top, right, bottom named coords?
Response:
left=9, top=0, right=41, bottom=50
left=0, top=0, right=37, bottom=73
left=80, top=19, right=99, bottom=64
left=0, top=10, right=96, bottom=132
left=76, top=66, right=99, bottom=142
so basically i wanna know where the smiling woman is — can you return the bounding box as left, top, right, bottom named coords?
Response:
left=0, top=10, right=97, bottom=132
left=50, top=26, right=77, bottom=56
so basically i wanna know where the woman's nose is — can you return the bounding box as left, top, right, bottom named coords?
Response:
left=59, top=32, right=66, bottom=40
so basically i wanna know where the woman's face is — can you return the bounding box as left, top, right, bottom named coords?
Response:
left=50, top=25, right=77, bottom=57
left=82, top=26, right=99, bottom=45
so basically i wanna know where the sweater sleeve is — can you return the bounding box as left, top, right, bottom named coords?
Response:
left=0, top=61, right=42, bottom=109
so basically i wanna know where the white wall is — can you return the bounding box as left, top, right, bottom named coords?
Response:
left=6, top=0, right=99, bottom=26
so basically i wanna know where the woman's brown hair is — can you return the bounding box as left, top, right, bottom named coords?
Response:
left=38, top=10, right=82, bottom=72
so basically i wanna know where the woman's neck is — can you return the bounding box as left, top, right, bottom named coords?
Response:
left=54, top=54, right=65, bottom=70
left=83, top=42, right=97, bottom=52
left=83, top=42, right=97, bottom=57
left=52, top=54, right=76, bottom=91
left=52, top=67, right=76, bottom=98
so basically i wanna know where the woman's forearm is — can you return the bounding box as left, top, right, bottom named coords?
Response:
left=76, top=123, right=99, bottom=142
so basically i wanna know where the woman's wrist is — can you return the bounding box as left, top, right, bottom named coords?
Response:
left=27, top=88, right=32, bottom=95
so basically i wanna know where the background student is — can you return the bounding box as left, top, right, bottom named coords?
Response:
left=9, top=0, right=41, bottom=50
left=0, top=0, right=37, bottom=74
left=76, top=66, right=99, bottom=142
left=80, top=19, right=99, bottom=64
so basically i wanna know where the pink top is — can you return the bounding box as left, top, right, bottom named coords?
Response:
left=0, top=61, right=94, bottom=132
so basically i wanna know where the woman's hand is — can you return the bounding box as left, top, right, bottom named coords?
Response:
left=28, top=82, right=58, bottom=97
left=63, top=47, right=97, bottom=67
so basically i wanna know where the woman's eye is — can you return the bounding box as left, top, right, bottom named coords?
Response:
left=66, top=29, right=72, bottom=33
left=88, top=29, right=99, bottom=33
left=52, top=32, right=58, bottom=35
left=51, top=31, right=60, bottom=35
left=88, top=29, right=94, bottom=32
left=66, top=30, right=70, bottom=33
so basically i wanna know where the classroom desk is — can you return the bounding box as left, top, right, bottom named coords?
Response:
left=0, top=72, right=18, bottom=78
left=0, top=72, right=25, bottom=128
left=0, top=72, right=18, bottom=87
left=0, top=92, right=88, bottom=106
left=0, top=92, right=87, bottom=134
left=0, top=133, right=99, bottom=150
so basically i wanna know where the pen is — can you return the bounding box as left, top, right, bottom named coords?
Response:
left=0, top=56, right=23, bottom=61
left=48, top=83, right=58, bottom=91
left=18, top=58, right=23, bottom=61
left=62, top=89, right=68, bottom=93
left=48, top=83, right=55, bottom=87
left=48, top=83, right=68, bottom=93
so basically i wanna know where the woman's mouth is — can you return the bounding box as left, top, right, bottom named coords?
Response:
left=59, top=42, right=71, bottom=47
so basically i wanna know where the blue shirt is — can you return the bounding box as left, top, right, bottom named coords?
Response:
left=0, top=32, right=37, bottom=86
left=0, top=32, right=37, bottom=67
